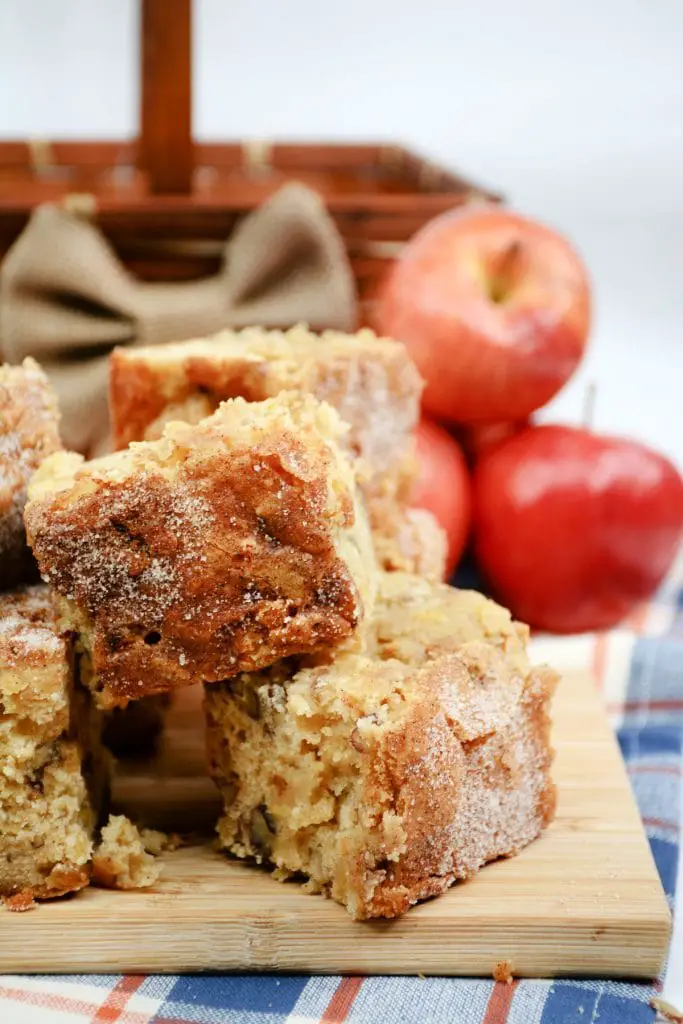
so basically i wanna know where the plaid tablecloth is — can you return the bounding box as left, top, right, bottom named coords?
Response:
left=2, top=564, right=682, bottom=1024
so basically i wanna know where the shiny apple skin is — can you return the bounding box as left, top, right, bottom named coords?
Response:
left=412, top=418, right=472, bottom=577
left=375, top=206, right=591, bottom=424
left=473, top=425, right=683, bottom=633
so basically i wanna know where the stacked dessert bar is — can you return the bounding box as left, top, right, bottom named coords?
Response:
left=2, top=327, right=557, bottom=918
left=109, top=325, right=447, bottom=581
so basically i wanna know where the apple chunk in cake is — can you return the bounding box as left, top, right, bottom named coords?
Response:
left=0, top=586, right=105, bottom=901
left=108, top=325, right=445, bottom=578
left=25, top=393, right=376, bottom=708
left=0, top=358, right=62, bottom=590
left=205, top=573, right=557, bottom=919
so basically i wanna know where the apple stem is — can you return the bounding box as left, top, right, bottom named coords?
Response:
left=582, top=381, right=597, bottom=430
left=489, top=241, right=522, bottom=304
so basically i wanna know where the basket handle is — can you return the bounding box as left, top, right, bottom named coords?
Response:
left=139, top=0, right=193, bottom=195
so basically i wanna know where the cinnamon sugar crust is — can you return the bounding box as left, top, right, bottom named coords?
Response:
left=0, top=359, right=61, bottom=590
left=109, top=325, right=427, bottom=574
left=206, top=572, right=557, bottom=919
left=25, top=393, right=376, bottom=708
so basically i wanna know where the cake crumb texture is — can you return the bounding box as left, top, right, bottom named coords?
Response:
left=3, top=890, right=37, bottom=912
left=139, top=827, right=180, bottom=855
left=493, top=960, right=515, bottom=983
left=92, top=815, right=163, bottom=890
left=0, top=585, right=104, bottom=900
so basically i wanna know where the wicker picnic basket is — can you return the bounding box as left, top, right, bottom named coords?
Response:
left=0, top=1, right=500, bottom=321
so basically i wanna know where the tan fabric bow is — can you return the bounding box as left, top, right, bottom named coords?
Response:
left=0, top=183, right=357, bottom=455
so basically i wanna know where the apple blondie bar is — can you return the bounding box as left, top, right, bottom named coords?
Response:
left=25, top=393, right=376, bottom=708
left=0, top=585, right=105, bottom=900
left=205, top=572, right=557, bottom=919
left=109, top=325, right=444, bottom=578
left=0, top=358, right=62, bottom=590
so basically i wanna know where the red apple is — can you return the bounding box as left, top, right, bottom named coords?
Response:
left=374, top=205, right=591, bottom=424
left=412, top=418, right=472, bottom=576
left=473, top=425, right=683, bottom=633
left=458, top=418, right=530, bottom=465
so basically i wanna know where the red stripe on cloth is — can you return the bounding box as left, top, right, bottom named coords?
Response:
left=483, top=980, right=519, bottom=1023
left=321, top=977, right=364, bottom=1023
left=607, top=698, right=683, bottom=714
left=643, top=816, right=679, bottom=834
left=592, top=634, right=607, bottom=693
left=629, top=764, right=682, bottom=776
left=0, top=985, right=150, bottom=1024
left=91, top=976, right=146, bottom=1023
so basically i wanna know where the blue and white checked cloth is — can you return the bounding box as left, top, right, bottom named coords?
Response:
left=2, top=561, right=681, bottom=1024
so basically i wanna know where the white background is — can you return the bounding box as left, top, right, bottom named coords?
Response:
left=1, top=0, right=682, bottom=464
left=1, top=0, right=683, bottom=1004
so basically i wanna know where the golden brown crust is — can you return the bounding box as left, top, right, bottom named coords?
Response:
left=109, top=325, right=424, bottom=570
left=0, top=359, right=62, bottom=590
left=25, top=393, right=375, bottom=706
left=206, top=572, right=557, bottom=919
left=9, top=866, right=92, bottom=902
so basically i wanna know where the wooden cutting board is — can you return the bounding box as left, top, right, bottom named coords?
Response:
left=0, top=668, right=671, bottom=978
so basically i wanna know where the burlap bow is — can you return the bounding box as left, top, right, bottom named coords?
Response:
left=0, top=183, right=357, bottom=455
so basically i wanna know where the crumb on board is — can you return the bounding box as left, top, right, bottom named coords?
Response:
left=493, top=960, right=514, bottom=984
left=651, top=997, right=683, bottom=1023
left=92, top=815, right=164, bottom=890
left=140, top=828, right=181, bottom=856
left=3, top=891, right=37, bottom=913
